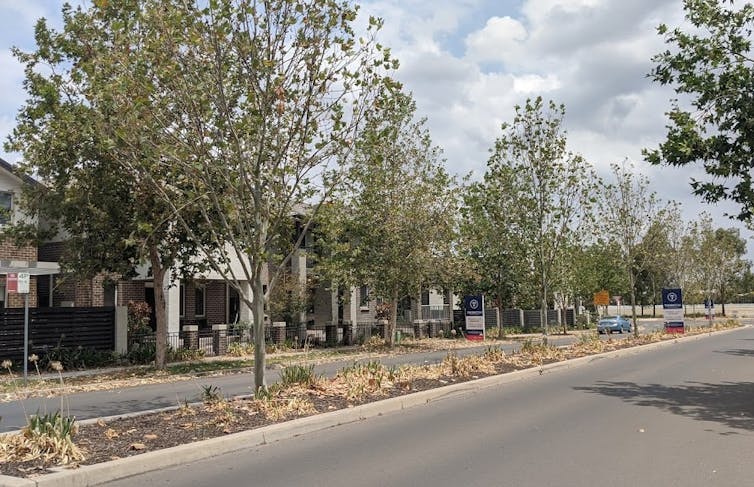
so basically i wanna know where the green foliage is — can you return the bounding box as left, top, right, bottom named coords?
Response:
left=126, top=341, right=156, bottom=365
left=318, top=89, right=458, bottom=346
left=200, top=385, right=223, bottom=404
left=127, top=300, right=152, bottom=335
left=647, top=0, right=754, bottom=222
left=464, top=98, right=598, bottom=332
left=40, top=344, right=118, bottom=370
left=280, top=364, right=317, bottom=388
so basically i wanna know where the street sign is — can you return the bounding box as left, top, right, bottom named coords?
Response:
left=464, top=295, right=485, bottom=341
left=6, top=272, right=16, bottom=293
left=17, top=272, right=30, bottom=294
left=593, top=290, right=609, bottom=306
left=662, top=288, right=684, bottom=333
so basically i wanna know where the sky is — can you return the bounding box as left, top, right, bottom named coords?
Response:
left=0, top=0, right=751, bottom=255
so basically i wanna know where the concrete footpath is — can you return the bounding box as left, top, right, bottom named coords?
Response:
left=0, top=325, right=745, bottom=487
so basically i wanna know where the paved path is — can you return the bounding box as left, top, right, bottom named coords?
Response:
left=103, top=325, right=754, bottom=487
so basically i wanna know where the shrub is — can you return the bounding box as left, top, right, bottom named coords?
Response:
left=280, top=364, right=317, bottom=387
left=127, top=300, right=152, bottom=335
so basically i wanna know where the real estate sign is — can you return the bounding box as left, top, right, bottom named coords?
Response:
left=662, top=287, right=684, bottom=333
left=464, top=295, right=485, bottom=341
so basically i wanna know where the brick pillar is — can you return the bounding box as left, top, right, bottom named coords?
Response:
left=184, top=324, right=199, bottom=350
left=342, top=320, right=354, bottom=346
left=212, top=324, right=228, bottom=355
left=413, top=320, right=426, bottom=339
left=272, top=321, right=286, bottom=345
left=427, top=320, right=438, bottom=338
left=325, top=321, right=338, bottom=347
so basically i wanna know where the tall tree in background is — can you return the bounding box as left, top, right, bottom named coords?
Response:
left=486, top=98, right=597, bottom=339
left=647, top=0, right=754, bottom=223
left=460, top=167, right=531, bottom=337
left=318, top=89, right=457, bottom=347
left=599, top=162, right=673, bottom=336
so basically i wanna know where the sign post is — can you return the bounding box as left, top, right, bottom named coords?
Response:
left=464, top=295, right=485, bottom=341
left=662, top=288, right=685, bottom=334
left=704, top=298, right=715, bottom=323
left=8, top=272, right=32, bottom=384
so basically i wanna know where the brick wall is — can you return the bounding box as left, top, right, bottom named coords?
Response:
left=118, top=281, right=146, bottom=306
left=0, top=241, right=37, bottom=261
left=206, top=281, right=226, bottom=325
left=38, top=241, right=64, bottom=262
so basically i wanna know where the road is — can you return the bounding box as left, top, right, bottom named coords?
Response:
left=103, top=325, right=754, bottom=487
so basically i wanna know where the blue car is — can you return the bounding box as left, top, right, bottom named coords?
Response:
left=597, top=315, right=631, bottom=334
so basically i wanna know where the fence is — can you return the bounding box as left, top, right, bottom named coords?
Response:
left=0, top=307, right=115, bottom=362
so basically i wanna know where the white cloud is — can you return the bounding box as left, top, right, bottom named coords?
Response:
left=464, top=16, right=527, bottom=63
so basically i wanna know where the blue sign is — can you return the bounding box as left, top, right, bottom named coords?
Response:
left=464, top=295, right=483, bottom=316
left=464, top=295, right=485, bottom=340
left=662, top=288, right=683, bottom=309
left=704, top=298, right=714, bottom=309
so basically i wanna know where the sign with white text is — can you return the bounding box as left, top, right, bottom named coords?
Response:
left=464, top=295, right=485, bottom=341
left=662, top=288, right=684, bottom=333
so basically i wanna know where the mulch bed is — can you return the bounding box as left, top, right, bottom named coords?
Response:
left=0, top=360, right=527, bottom=478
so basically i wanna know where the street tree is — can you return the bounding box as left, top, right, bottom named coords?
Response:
left=599, top=162, right=674, bottom=335
left=695, top=216, right=749, bottom=315
left=460, top=168, right=532, bottom=337
left=486, top=98, right=597, bottom=338
left=4, top=3, right=211, bottom=369
left=647, top=0, right=754, bottom=223
left=318, top=89, right=457, bottom=346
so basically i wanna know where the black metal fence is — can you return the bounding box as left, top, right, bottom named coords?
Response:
left=0, top=307, right=115, bottom=362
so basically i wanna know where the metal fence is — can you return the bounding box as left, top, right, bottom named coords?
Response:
left=0, top=307, right=115, bottom=362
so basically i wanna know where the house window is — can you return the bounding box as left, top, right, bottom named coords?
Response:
left=421, top=290, right=430, bottom=306
left=195, top=285, right=206, bottom=317
left=443, top=290, right=450, bottom=305
left=0, top=284, right=5, bottom=308
left=0, top=192, right=12, bottom=225
left=179, top=283, right=185, bottom=317
left=359, top=285, right=369, bottom=308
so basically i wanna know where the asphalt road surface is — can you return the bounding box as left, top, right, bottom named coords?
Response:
left=103, top=326, right=754, bottom=487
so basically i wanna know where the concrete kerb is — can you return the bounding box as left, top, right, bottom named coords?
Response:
left=2, top=325, right=746, bottom=487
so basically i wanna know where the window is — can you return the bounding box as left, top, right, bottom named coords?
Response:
left=179, top=283, right=185, bottom=317
left=0, top=192, right=12, bottom=225
left=421, top=289, right=430, bottom=306
left=359, top=285, right=369, bottom=309
left=0, top=284, right=5, bottom=308
left=195, top=285, right=206, bottom=317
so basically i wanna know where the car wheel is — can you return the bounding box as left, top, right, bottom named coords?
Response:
left=619, top=328, right=623, bottom=334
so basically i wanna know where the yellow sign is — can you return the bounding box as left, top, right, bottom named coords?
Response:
left=593, top=290, right=609, bottom=306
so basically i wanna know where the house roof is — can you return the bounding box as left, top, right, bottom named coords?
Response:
left=0, top=157, right=40, bottom=187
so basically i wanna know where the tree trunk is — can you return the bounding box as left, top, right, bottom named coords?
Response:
left=252, top=267, right=267, bottom=392
left=630, top=270, right=638, bottom=337
left=497, top=285, right=507, bottom=339
left=149, top=245, right=167, bottom=370
left=387, top=295, right=398, bottom=347
left=720, top=282, right=726, bottom=316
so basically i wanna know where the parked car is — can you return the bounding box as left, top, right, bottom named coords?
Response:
left=597, top=315, right=631, bottom=334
